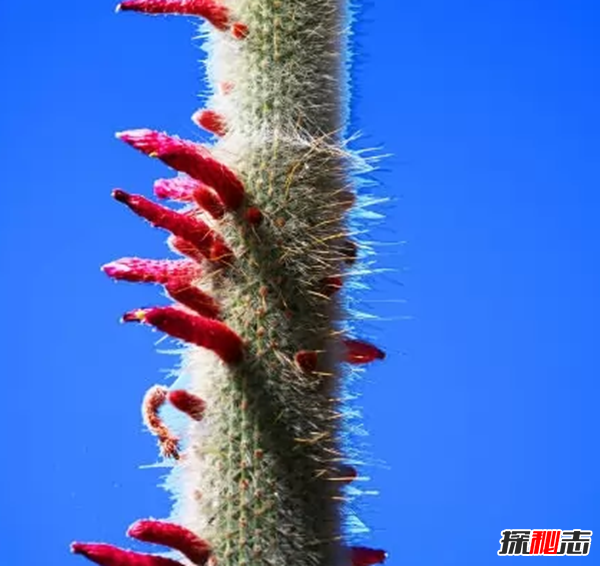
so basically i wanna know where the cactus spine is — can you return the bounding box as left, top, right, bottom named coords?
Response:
left=71, top=2, right=387, bottom=566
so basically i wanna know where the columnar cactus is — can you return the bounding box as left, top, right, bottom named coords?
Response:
left=71, top=2, right=388, bottom=566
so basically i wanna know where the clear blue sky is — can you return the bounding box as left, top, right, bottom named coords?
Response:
left=1, top=1, right=599, bottom=565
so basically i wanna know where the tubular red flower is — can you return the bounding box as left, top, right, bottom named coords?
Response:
left=343, top=339, right=385, bottom=364
left=231, top=21, right=249, bottom=39
left=116, top=0, right=230, bottom=31
left=142, top=385, right=180, bottom=459
left=71, top=542, right=185, bottom=566
left=192, top=186, right=226, bottom=219
left=323, top=275, right=343, bottom=296
left=209, top=239, right=233, bottom=265
left=123, top=306, right=243, bottom=364
left=245, top=206, right=263, bottom=226
left=112, top=190, right=216, bottom=258
left=168, top=389, right=206, bottom=421
left=102, top=258, right=198, bottom=284
left=154, top=177, right=199, bottom=202
left=336, top=464, right=358, bottom=484
left=294, top=350, right=318, bottom=373
left=350, top=547, right=388, bottom=566
left=116, top=130, right=244, bottom=210
left=191, top=109, right=227, bottom=137
left=164, top=280, right=220, bottom=319
left=127, top=520, right=212, bottom=566
left=168, top=236, right=205, bottom=263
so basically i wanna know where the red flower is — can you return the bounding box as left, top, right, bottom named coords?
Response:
left=102, top=258, right=198, bottom=284
left=71, top=542, right=185, bottom=566
left=191, top=109, right=227, bottom=137
left=350, top=547, right=387, bottom=566
left=336, top=464, right=358, bottom=484
left=294, top=350, right=318, bottom=373
left=112, top=190, right=218, bottom=259
left=343, top=339, right=385, bottom=364
left=154, top=177, right=197, bottom=202
left=123, top=306, right=243, bottom=364
left=116, top=130, right=244, bottom=210
left=164, top=279, right=220, bottom=319
left=208, top=238, right=233, bottom=265
left=116, top=0, right=230, bottom=31
left=168, top=389, right=207, bottom=421
left=245, top=207, right=263, bottom=226
left=323, top=275, right=343, bottom=296
left=127, top=519, right=212, bottom=565
left=192, top=185, right=226, bottom=219
left=230, top=22, right=249, bottom=39
left=168, top=236, right=205, bottom=263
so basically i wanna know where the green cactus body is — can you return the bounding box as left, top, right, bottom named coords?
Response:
left=180, top=4, right=350, bottom=564
left=71, top=2, right=387, bottom=566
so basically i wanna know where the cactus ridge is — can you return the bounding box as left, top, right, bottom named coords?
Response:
left=72, top=2, right=389, bottom=566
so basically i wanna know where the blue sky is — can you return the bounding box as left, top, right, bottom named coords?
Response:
left=1, top=1, right=599, bottom=565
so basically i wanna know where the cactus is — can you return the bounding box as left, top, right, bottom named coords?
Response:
left=71, top=2, right=387, bottom=566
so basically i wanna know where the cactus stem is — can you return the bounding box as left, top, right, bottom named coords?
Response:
left=83, top=0, right=390, bottom=564
left=339, top=191, right=357, bottom=211
left=217, top=81, right=233, bottom=95
left=342, top=240, right=358, bottom=265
